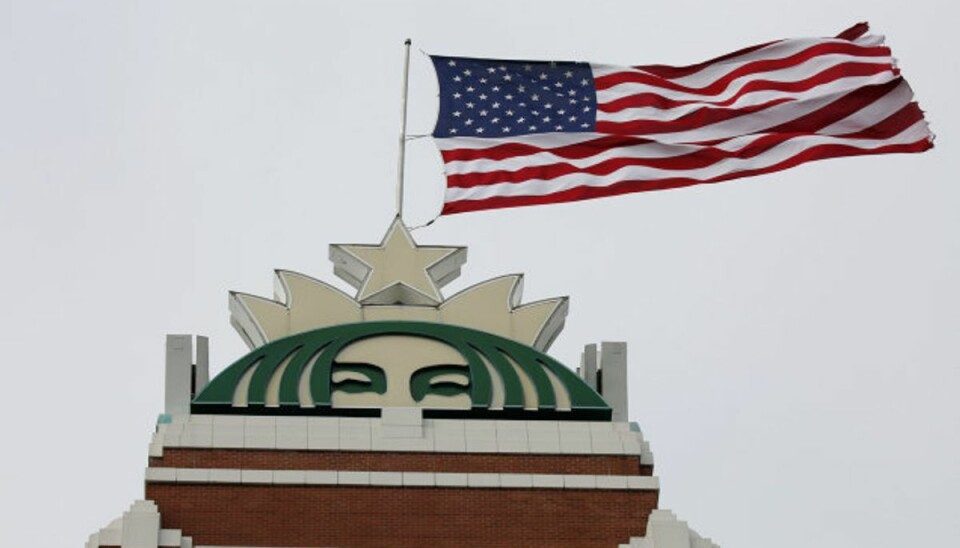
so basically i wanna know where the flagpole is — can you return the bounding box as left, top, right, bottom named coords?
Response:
left=396, top=38, right=412, bottom=221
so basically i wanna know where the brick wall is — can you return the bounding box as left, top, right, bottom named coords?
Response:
left=147, top=483, right=658, bottom=548
left=151, top=448, right=653, bottom=476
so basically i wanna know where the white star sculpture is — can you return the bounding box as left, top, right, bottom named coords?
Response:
left=329, top=217, right=466, bottom=306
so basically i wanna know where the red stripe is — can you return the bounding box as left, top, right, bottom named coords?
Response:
left=835, top=22, right=870, bottom=41
left=446, top=107, right=927, bottom=189
left=440, top=135, right=658, bottom=163
left=839, top=102, right=926, bottom=139
left=594, top=42, right=891, bottom=95
left=442, top=139, right=932, bottom=215
left=762, top=78, right=903, bottom=134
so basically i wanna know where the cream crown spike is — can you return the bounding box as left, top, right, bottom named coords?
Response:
left=229, top=218, right=568, bottom=351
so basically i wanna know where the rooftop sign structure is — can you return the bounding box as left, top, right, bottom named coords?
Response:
left=88, top=216, right=719, bottom=548
left=213, top=217, right=609, bottom=419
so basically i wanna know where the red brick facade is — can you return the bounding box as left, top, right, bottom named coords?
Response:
left=147, top=483, right=659, bottom=548
left=150, top=448, right=654, bottom=476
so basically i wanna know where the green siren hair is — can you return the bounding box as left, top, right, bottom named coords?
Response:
left=193, top=321, right=611, bottom=420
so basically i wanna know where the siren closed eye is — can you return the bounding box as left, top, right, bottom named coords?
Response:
left=410, top=364, right=471, bottom=401
left=330, top=362, right=387, bottom=394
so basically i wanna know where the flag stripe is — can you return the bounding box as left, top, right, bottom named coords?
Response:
left=443, top=107, right=928, bottom=189
left=596, top=75, right=899, bottom=142
left=595, top=60, right=894, bottom=114
left=444, top=122, right=930, bottom=203
left=597, top=65, right=894, bottom=116
left=430, top=24, right=933, bottom=215
left=593, top=43, right=891, bottom=94
left=442, top=140, right=931, bottom=215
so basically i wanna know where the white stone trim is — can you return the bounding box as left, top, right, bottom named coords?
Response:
left=152, top=416, right=654, bottom=463
left=87, top=500, right=193, bottom=548
left=144, top=467, right=660, bottom=491
left=619, top=510, right=720, bottom=548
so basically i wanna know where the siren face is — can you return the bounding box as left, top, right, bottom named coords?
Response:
left=192, top=321, right=611, bottom=419
left=330, top=335, right=472, bottom=409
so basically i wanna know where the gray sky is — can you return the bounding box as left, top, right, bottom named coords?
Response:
left=1, top=1, right=957, bottom=546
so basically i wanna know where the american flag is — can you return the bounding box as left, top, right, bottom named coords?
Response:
left=430, top=23, right=933, bottom=215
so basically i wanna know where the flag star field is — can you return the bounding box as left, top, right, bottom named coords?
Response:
left=432, top=57, right=597, bottom=137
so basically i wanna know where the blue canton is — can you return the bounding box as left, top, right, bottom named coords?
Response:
left=432, top=56, right=596, bottom=138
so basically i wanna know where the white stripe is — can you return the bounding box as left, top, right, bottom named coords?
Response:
left=597, top=72, right=897, bottom=123
left=590, top=35, right=887, bottom=89
left=595, top=53, right=894, bottom=105
left=444, top=121, right=931, bottom=202
left=855, top=34, right=885, bottom=47
left=435, top=132, right=608, bottom=151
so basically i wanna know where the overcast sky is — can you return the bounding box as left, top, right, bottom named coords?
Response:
left=1, top=1, right=957, bottom=546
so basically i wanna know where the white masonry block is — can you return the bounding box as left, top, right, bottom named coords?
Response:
left=627, top=476, right=660, bottom=490
left=499, top=473, right=534, bottom=488
left=273, top=470, right=306, bottom=485
left=467, top=473, right=500, bottom=488
left=370, top=471, right=403, bottom=486
left=145, top=467, right=177, bottom=483
left=402, top=472, right=435, bottom=486
left=194, top=336, right=209, bottom=393
left=527, top=438, right=561, bottom=454
left=338, top=471, right=370, bottom=485
left=276, top=416, right=308, bottom=449
left=430, top=418, right=466, bottom=434
left=157, top=529, right=181, bottom=547
left=595, top=475, right=629, bottom=489
left=620, top=509, right=721, bottom=548
left=180, top=423, right=213, bottom=448
left=240, top=470, right=273, bottom=484
left=164, top=335, right=208, bottom=417
left=89, top=502, right=198, bottom=548
left=157, top=529, right=186, bottom=547
left=209, top=469, right=242, bottom=483
left=120, top=500, right=161, bottom=548
left=148, top=443, right=165, bottom=458
left=211, top=424, right=245, bottom=449
left=580, top=343, right=599, bottom=390
left=176, top=468, right=209, bottom=483
left=531, top=474, right=564, bottom=489
left=563, top=475, right=597, bottom=489
left=465, top=437, right=498, bottom=453
left=381, top=407, right=423, bottom=426
left=305, top=470, right=338, bottom=485
left=435, top=472, right=468, bottom=487
left=600, top=342, right=629, bottom=422
left=165, top=336, right=193, bottom=417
